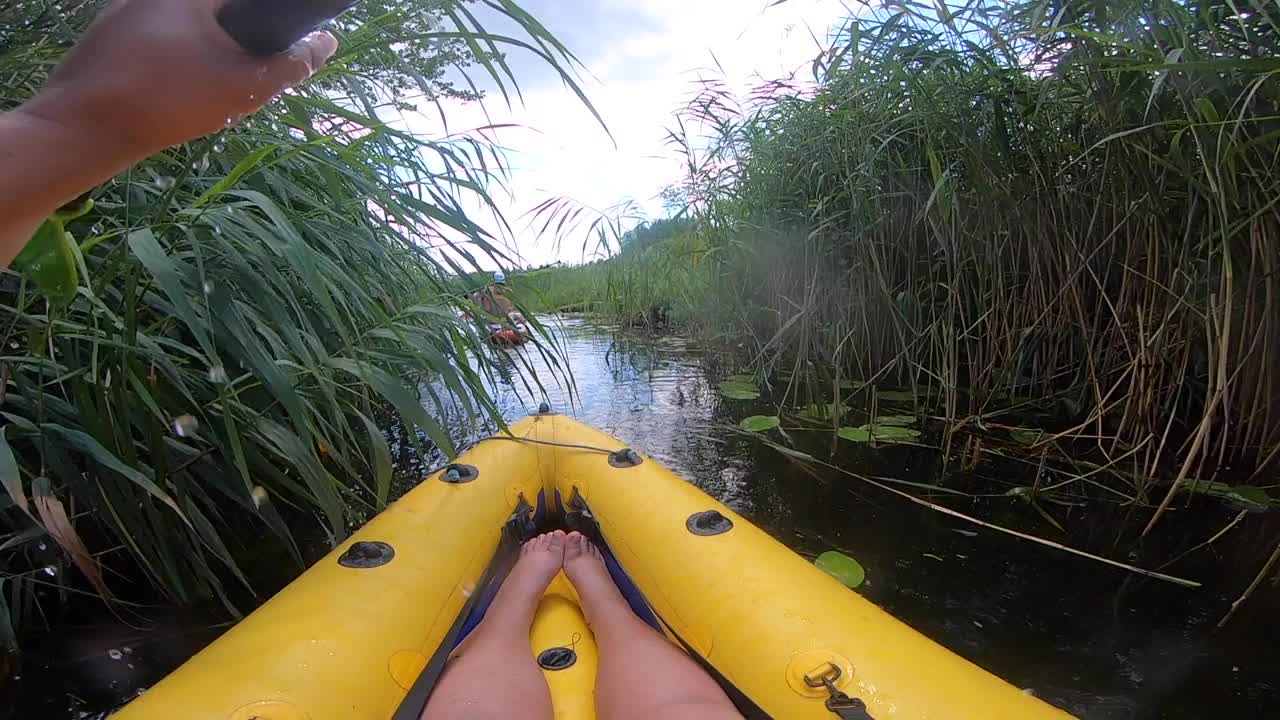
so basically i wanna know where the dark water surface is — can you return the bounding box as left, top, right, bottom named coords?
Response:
left=15, top=316, right=1279, bottom=719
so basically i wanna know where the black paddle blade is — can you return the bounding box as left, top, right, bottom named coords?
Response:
left=216, top=0, right=360, bottom=57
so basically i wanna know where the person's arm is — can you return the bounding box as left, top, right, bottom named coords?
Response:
left=0, top=0, right=338, bottom=267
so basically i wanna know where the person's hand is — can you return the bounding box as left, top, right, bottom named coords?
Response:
left=20, top=0, right=337, bottom=160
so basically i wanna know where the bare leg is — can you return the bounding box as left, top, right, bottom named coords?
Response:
left=422, top=531, right=566, bottom=720
left=562, top=532, right=743, bottom=720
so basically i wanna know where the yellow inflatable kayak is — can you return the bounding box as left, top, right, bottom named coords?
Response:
left=116, top=414, right=1071, bottom=720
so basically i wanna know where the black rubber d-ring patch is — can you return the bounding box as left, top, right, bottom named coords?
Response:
left=439, top=464, right=479, bottom=484
left=338, top=541, right=395, bottom=568
left=537, top=646, right=577, bottom=671
left=687, top=510, right=733, bottom=536
left=608, top=448, right=643, bottom=468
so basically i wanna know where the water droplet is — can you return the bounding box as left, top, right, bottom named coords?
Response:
left=122, top=646, right=133, bottom=654
left=213, top=226, right=223, bottom=236
left=172, top=415, right=199, bottom=438
left=214, top=141, right=226, bottom=154
left=154, top=176, right=176, bottom=191
left=37, top=541, right=47, bottom=551
left=252, top=486, right=269, bottom=508
left=208, top=366, right=228, bottom=384
left=108, top=649, right=123, bottom=661
left=224, top=117, right=234, bottom=127
left=42, top=566, right=56, bottom=577
left=8, top=341, right=18, bottom=349
left=248, top=93, right=257, bottom=102
left=203, top=280, right=215, bottom=295
left=90, top=223, right=103, bottom=235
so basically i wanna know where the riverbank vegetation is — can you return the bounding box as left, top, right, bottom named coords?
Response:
left=0, top=1, right=588, bottom=644
left=512, top=218, right=710, bottom=328
left=535, top=0, right=1280, bottom=507
left=512, top=0, right=1280, bottom=622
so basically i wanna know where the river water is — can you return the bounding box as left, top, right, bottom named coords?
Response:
left=15, top=315, right=1280, bottom=719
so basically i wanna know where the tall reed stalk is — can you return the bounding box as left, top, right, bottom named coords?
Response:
left=0, top=0, right=593, bottom=644
left=647, top=0, right=1280, bottom=507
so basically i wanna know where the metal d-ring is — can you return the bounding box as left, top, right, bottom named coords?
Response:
left=804, top=664, right=874, bottom=719
left=805, top=663, right=843, bottom=691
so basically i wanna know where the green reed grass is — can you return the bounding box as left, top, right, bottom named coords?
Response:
left=546, top=1, right=1280, bottom=515
left=0, top=0, right=593, bottom=644
left=703, top=1, right=1278, bottom=505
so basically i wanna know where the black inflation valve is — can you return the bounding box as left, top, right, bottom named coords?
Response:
left=440, top=464, right=479, bottom=484
left=687, top=510, right=734, bottom=536
left=608, top=448, right=643, bottom=468
left=338, top=541, right=395, bottom=568
left=537, top=646, right=578, bottom=671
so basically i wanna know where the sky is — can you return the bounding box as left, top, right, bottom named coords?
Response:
left=390, top=0, right=857, bottom=270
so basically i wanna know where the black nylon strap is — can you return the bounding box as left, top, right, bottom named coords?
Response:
left=827, top=695, right=875, bottom=719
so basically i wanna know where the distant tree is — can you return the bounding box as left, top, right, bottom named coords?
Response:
left=619, top=217, right=697, bottom=255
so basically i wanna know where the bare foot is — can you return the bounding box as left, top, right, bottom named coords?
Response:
left=480, top=531, right=565, bottom=631
left=563, top=531, right=631, bottom=623
left=512, top=530, right=566, bottom=592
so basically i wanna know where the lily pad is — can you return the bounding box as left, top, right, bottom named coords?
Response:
left=726, top=374, right=756, bottom=384
left=838, top=424, right=921, bottom=444
left=719, top=380, right=760, bottom=400
left=1174, top=480, right=1274, bottom=512
left=875, top=415, right=917, bottom=427
left=876, top=389, right=917, bottom=403
left=740, top=415, right=781, bottom=432
left=870, top=425, right=920, bottom=441
left=1010, top=428, right=1047, bottom=446
left=815, top=550, right=866, bottom=588
left=838, top=426, right=872, bottom=443
left=1224, top=485, right=1273, bottom=513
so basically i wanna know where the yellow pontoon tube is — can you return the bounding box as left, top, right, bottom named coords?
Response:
left=116, top=414, right=1072, bottom=720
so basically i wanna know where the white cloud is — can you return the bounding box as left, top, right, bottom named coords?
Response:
left=392, top=0, right=854, bottom=270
